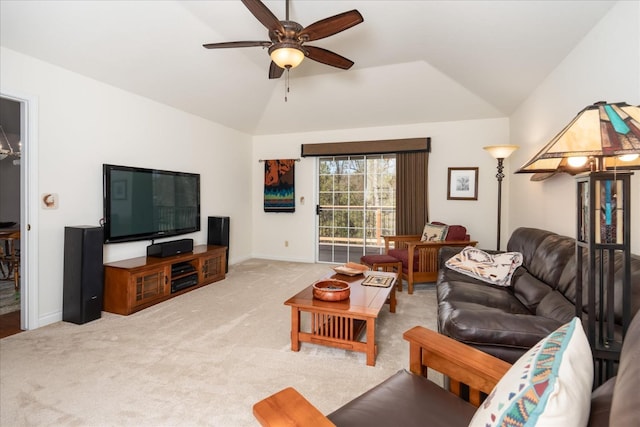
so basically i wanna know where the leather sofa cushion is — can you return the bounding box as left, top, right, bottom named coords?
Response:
left=512, top=232, right=576, bottom=289
left=588, top=376, right=616, bottom=427
left=609, top=308, right=640, bottom=426
left=437, top=281, right=531, bottom=314
left=536, top=290, right=576, bottom=324
left=438, top=300, right=563, bottom=363
left=511, top=269, right=553, bottom=312
left=327, top=369, right=476, bottom=427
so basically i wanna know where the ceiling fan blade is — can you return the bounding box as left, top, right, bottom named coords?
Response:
left=305, top=46, right=354, bottom=70
left=203, top=41, right=272, bottom=49
left=241, top=0, right=284, bottom=34
left=269, top=62, right=285, bottom=79
left=298, top=10, right=363, bottom=42
left=202, top=41, right=273, bottom=49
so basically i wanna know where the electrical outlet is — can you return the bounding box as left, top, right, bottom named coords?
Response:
left=285, top=240, right=289, bottom=247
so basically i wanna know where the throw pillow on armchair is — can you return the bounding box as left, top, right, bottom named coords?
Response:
left=432, top=221, right=469, bottom=241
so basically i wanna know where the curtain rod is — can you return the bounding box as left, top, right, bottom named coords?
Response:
left=258, top=158, right=301, bottom=163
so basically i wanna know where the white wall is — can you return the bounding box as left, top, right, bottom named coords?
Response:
left=1, top=47, right=253, bottom=327
left=252, top=118, right=510, bottom=262
left=509, top=1, right=640, bottom=253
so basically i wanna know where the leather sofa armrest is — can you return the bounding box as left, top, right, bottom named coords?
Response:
left=253, top=387, right=336, bottom=427
left=403, top=326, right=511, bottom=406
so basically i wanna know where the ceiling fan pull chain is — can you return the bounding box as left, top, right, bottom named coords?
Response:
left=285, top=68, right=290, bottom=102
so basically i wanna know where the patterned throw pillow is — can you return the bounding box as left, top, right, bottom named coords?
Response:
left=420, top=223, right=448, bottom=242
left=469, top=318, right=593, bottom=427
left=444, top=246, right=523, bottom=287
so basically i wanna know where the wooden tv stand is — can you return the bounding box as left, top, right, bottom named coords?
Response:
left=103, top=244, right=226, bottom=315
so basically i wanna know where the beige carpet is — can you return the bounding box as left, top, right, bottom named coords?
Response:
left=0, top=259, right=438, bottom=426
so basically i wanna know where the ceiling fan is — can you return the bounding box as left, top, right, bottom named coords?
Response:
left=203, top=0, right=364, bottom=79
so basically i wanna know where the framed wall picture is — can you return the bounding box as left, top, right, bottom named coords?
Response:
left=447, top=167, right=478, bottom=200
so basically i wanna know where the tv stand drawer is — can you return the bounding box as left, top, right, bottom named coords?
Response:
left=103, top=245, right=226, bottom=315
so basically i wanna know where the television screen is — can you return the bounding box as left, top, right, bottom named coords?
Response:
left=103, top=164, right=200, bottom=243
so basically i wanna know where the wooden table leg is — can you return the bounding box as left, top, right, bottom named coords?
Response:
left=366, top=318, right=376, bottom=366
left=389, top=286, right=396, bottom=313
left=291, top=307, right=300, bottom=352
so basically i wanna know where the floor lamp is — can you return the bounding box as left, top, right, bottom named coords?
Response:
left=483, top=145, right=519, bottom=250
left=515, top=101, right=640, bottom=385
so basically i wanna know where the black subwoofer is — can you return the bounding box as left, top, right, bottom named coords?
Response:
left=63, top=226, right=104, bottom=324
left=207, top=216, right=229, bottom=273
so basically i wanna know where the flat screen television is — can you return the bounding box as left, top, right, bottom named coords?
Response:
left=103, top=164, right=201, bottom=243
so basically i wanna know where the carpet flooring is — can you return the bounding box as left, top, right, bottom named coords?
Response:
left=0, top=259, right=439, bottom=426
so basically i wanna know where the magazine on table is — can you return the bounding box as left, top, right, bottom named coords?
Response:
left=362, top=270, right=397, bottom=288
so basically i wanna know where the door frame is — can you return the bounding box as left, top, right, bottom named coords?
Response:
left=0, top=89, right=39, bottom=330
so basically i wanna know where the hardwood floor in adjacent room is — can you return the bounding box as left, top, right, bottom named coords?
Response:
left=0, top=310, right=21, bottom=338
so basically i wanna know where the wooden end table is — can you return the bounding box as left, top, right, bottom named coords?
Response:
left=284, top=271, right=397, bottom=366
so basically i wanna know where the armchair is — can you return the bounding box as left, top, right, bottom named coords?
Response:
left=383, top=224, right=476, bottom=294
left=253, top=325, right=511, bottom=426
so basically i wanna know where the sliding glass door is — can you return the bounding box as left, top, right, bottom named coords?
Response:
left=317, top=155, right=396, bottom=263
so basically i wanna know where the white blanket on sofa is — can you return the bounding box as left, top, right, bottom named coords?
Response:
left=445, top=246, right=523, bottom=287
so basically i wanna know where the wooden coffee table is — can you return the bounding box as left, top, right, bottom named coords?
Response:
left=284, top=271, right=397, bottom=366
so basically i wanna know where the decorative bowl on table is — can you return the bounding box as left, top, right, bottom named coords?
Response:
left=312, top=279, right=351, bottom=301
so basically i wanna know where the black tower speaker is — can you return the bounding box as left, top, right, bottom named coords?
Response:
left=207, top=216, right=229, bottom=273
left=63, top=226, right=104, bottom=324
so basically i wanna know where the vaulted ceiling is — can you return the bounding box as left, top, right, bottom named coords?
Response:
left=0, top=1, right=615, bottom=135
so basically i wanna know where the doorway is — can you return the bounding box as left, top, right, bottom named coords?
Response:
left=316, top=155, right=396, bottom=264
left=0, top=97, right=22, bottom=336
left=0, top=91, right=38, bottom=333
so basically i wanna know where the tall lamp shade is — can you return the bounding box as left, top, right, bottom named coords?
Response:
left=484, top=145, right=520, bottom=160
left=483, top=145, right=519, bottom=250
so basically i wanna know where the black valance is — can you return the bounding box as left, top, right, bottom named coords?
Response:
left=301, top=137, right=430, bottom=157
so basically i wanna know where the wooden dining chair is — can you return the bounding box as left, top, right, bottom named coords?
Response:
left=0, top=231, right=20, bottom=290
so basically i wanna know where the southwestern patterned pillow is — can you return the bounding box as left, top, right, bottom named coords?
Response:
left=469, top=318, right=593, bottom=427
left=420, top=223, right=448, bottom=242
left=444, top=246, right=523, bottom=287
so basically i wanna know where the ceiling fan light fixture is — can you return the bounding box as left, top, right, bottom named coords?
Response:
left=269, top=44, right=305, bottom=69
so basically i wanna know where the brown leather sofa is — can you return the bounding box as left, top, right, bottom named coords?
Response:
left=437, top=227, right=640, bottom=363
left=253, top=310, right=640, bottom=426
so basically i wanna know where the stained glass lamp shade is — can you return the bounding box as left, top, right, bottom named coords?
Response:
left=517, top=102, right=640, bottom=174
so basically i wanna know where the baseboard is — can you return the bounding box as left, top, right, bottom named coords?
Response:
left=38, top=311, right=62, bottom=329
left=250, top=253, right=315, bottom=263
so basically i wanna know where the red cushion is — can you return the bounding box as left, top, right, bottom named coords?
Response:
left=432, top=222, right=468, bottom=241
left=388, top=248, right=416, bottom=272
left=360, top=254, right=400, bottom=266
